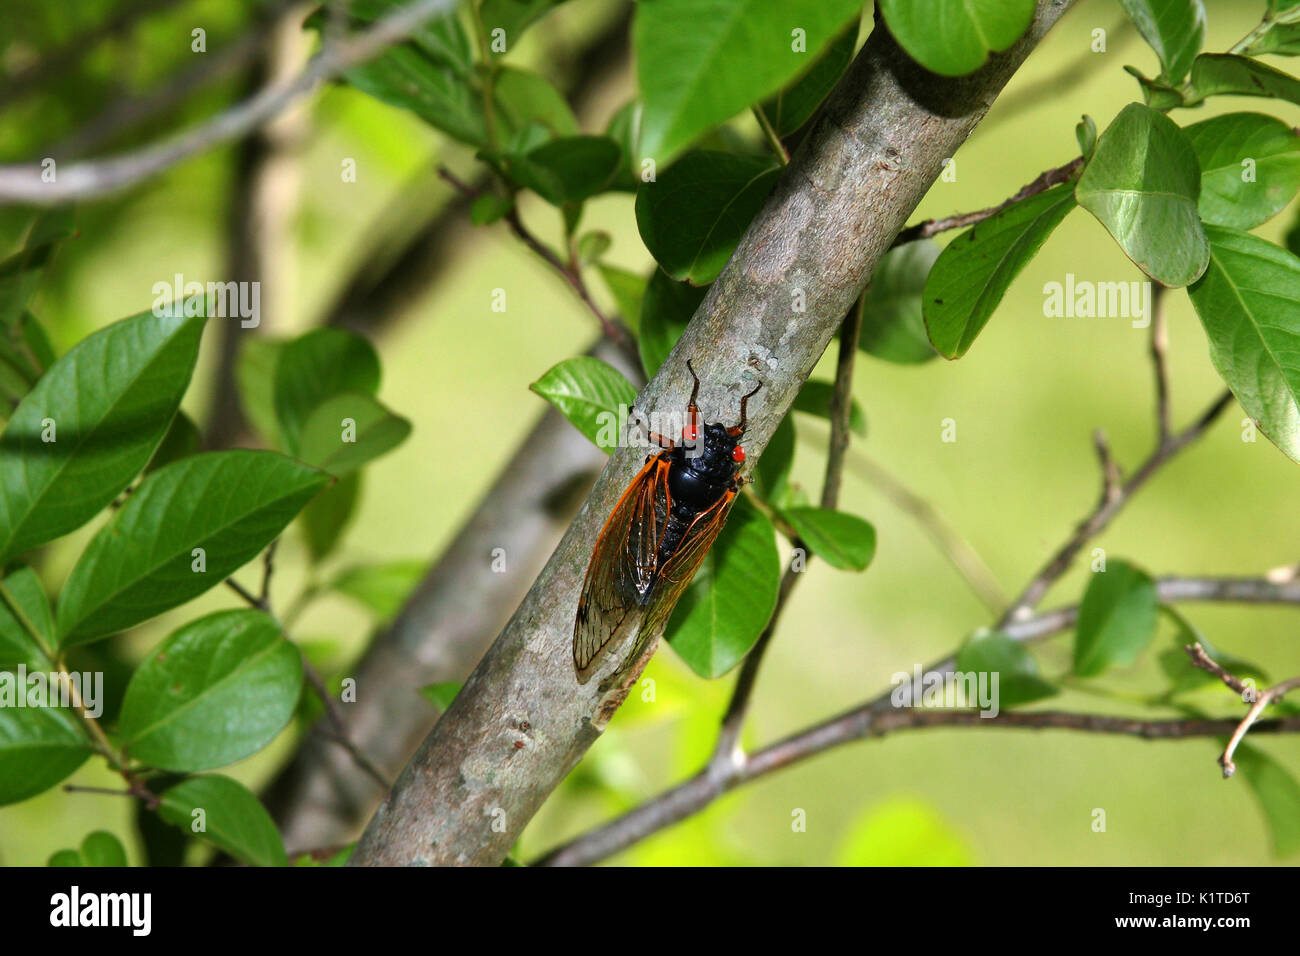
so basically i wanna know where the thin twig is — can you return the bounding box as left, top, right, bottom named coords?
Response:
left=1149, top=284, right=1171, bottom=445
left=536, top=708, right=1300, bottom=866
left=997, top=389, right=1232, bottom=627
left=0, top=0, right=462, bottom=202
left=301, top=661, right=392, bottom=790
left=891, top=156, right=1084, bottom=248
left=1189, top=643, right=1300, bottom=778
left=1185, top=642, right=1250, bottom=696
left=436, top=164, right=632, bottom=350
left=225, top=555, right=390, bottom=790
left=752, top=105, right=790, bottom=164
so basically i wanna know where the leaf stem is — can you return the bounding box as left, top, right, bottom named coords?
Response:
left=752, top=105, right=789, bottom=165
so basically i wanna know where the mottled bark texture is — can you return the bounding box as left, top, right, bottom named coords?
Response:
left=350, top=0, right=1077, bottom=866
left=265, top=341, right=632, bottom=850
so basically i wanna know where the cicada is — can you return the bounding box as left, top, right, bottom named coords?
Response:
left=574, top=360, right=761, bottom=688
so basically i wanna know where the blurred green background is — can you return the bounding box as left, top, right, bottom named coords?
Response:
left=2, top=0, right=1298, bottom=865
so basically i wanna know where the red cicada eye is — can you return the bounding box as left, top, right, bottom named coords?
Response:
left=683, top=424, right=699, bottom=441
left=732, top=445, right=746, bottom=463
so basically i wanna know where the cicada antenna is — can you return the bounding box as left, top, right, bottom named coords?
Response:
left=737, top=380, right=762, bottom=431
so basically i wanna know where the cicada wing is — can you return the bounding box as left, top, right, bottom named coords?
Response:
left=574, top=455, right=671, bottom=683
left=637, top=489, right=737, bottom=652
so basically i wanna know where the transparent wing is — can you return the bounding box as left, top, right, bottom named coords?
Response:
left=574, top=455, right=671, bottom=683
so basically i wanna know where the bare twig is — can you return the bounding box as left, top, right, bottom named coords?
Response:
left=537, top=707, right=1300, bottom=866
left=225, top=555, right=389, bottom=790
left=997, top=389, right=1231, bottom=627
left=436, top=165, right=632, bottom=351
left=891, top=156, right=1084, bottom=247
left=1185, top=642, right=1250, bottom=696
left=1149, top=284, right=1171, bottom=445
left=1220, top=675, right=1300, bottom=778
left=301, top=661, right=391, bottom=790
left=0, top=0, right=462, bottom=203
left=1187, top=643, right=1300, bottom=778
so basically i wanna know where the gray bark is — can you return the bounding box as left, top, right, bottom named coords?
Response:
left=350, top=0, right=1077, bottom=866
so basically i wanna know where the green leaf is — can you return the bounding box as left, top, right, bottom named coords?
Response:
left=1117, top=0, right=1206, bottom=84
left=879, top=0, right=1036, bottom=76
left=1244, top=22, right=1300, bottom=57
left=300, top=472, right=361, bottom=563
left=665, top=499, right=780, bottom=678
left=0, top=310, right=57, bottom=424
left=1188, top=54, right=1300, bottom=108
left=480, top=0, right=568, bottom=52
left=760, top=17, right=859, bottom=136
left=1076, top=114, right=1098, bottom=159
left=0, top=565, right=53, bottom=668
left=418, top=680, right=462, bottom=710
left=1183, top=113, right=1300, bottom=230
left=752, top=412, right=795, bottom=502
left=330, top=1, right=485, bottom=147
left=235, top=337, right=283, bottom=447
left=790, top=379, right=866, bottom=435
left=56, top=451, right=330, bottom=645
left=1072, top=560, right=1159, bottom=677
left=145, top=411, right=201, bottom=474
left=47, top=849, right=82, bottom=867
left=119, top=609, right=303, bottom=772
left=955, top=629, right=1057, bottom=708
left=506, top=135, right=623, bottom=205
left=0, top=307, right=206, bottom=563
left=924, top=183, right=1076, bottom=359
left=80, top=830, right=128, bottom=867
left=158, top=774, right=288, bottom=866
left=344, top=0, right=474, bottom=75
left=635, top=150, right=780, bottom=286
left=0, top=703, right=90, bottom=805
left=597, top=265, right=648, bottom=333
left=273, top=328, right=380, bottom=455
left=635, top=0, right=867, bottom=163
left=470, top=192, right=514, bottom=226
left=638, top=269, right=706, bottom=378
left=1187, top=226, right=1300, bottom=463
left=529, top=357, right=637, bottom=450
left=1076, top=104, right=1208, bottom=287
left=494, top=66, right=579, bottom=140
left=860, top=241, right=941, bottom=364
left=782, top=506, right=875, bottom=571
left=605, top=100, right=643, bottom=192
left=1234, top=744, right=1300, bottom=857
left=330, top=559, right=425, bottom=621
left=297, top=392, right=411, bottom=478
left=0, top=207, right=74, bottom=323
left=576, top=231, right=612, bottom=266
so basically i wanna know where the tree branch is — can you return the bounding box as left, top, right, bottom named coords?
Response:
left=348, top=0, right=1081, bottom=867
left=891, top=155, right=1084, bottom=247
left=0, top=0, right=461, bottom=203
left=535, top=571, right=1300, bottom=866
